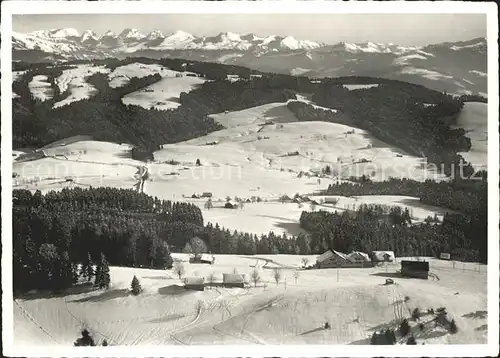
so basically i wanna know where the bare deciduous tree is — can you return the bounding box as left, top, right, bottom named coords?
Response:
left=273, top=268, right=282, bottom=286
left=204, top=199, right=213, bottom=210
left=250, top=269, right=261, bottom=287
left=173, top=262, right=185, bottom=279
left=207, top=272, right=216, bottom=287
left=293, top=270, right=300, bottom=284
left=301, top=257, right=309, bottom=268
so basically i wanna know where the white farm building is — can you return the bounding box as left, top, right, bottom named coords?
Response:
left=316, top=249, right=372, bottom=269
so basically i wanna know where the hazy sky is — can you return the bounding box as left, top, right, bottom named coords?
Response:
left=13, top=14, right=486, bottom=45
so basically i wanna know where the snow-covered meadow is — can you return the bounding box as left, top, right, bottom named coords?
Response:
left=13, top=96, right=463, bottom=236
left=121, top=75, right=205, bottom=110
left=53, top=65, right=111, bottom=108
left=14, top=255, right=487, bottom=346
left=28, top=75, right=53, bottom=102
left=184, top=196, right=453, bottom=236
left=20, top=62, right=205, bottom=111
left=12, top=141, right=145, bottom=192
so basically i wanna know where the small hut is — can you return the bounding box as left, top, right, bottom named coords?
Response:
left=189, top=253, right=215, bottom=265
left=224, top=200, right=238, bottom=209
left=184, top=277, right=205, bottom=291
left=371, top=251, right=395, bottom=263
left=440, top=253, right=451, bottom=260
left=223, top=273, right=246, bottom=288
left=400, top=260, right=429, bottom=279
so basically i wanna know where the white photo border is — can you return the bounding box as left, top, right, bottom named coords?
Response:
left=1, top=1, right=498, bottom=357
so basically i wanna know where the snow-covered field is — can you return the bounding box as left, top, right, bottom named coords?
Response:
left=12, top=141, right=144, bottom=192
left=121, top=75, right=205, bottom=110
left=209, top=101, right=299, bottom=128
left=451, top=102, right=487, bottom=170
left=28, top=75, right=53, bottom=102
left=53, top=65, right=111, bottom=108
left=13, top=70, right=27, bottom=81
left=22, top=62, right=205, bottom=110
left=107, top=62, right=206, bottom=110
left=108, top=63, right=180, bottom=88
left=13, top=97, right=455, bottom=235
left=343, top=84, right=380, bottom=91
left=184, top=195, right=454, bottom=236
left=14, top=255, right=487, bottom=346
left=154, top=100, right=446, bottom=184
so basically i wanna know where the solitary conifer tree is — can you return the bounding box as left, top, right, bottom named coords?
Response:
left=130, top=275, right=142, bottom=295
left=406, top=335, right=417, bottom=345
left=449, top=319, right=458, bottom=334
left=74, top=328, right=96, bottom=346
left=94, top=253, right=110, bottom=289
left=81, top=252, right=94, bottom=282
left=399, top=318, right=410, bottom=337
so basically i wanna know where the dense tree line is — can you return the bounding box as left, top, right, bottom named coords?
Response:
left=13, top=188, right=203, bottom=294
left=459, top=94, right=488, bottom=103
left=299, top=203, right=485, bottom=263
left=318, top=175, right=487, bottom=262
left=323, top=175, right=486, bottom=214
left=12, top=187, right=311, bottom=294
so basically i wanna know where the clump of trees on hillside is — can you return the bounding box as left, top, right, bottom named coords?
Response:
left=323, top=175, right=486, bottom=215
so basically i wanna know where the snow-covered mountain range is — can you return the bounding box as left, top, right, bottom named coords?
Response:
left=12, top=28, right=324, bottom=54
left=11, top=27, right=487, bottom=95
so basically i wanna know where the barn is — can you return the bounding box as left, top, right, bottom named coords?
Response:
left=223, top=273, right=246, bottom=288
left=400, top=260, right=429, bottom=279
left=440, top=253, right=451, bottom=260
left=224, top=200, right=238, bottom=209
left=371, top=251, right=396, bottom=263
left=323, top=197, right=340, bottom=205
left=316, top=249, right=349, bottom=269
left=189, top=253, right=215, bottom=265
left=184, top=277, right=205, bottom=291
left=347, top=251, right=372, bottom=267
left=201, top=192, right=213, bottom=198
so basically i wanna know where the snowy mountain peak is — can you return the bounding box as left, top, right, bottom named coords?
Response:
left=262, top=35, right=277, bottom=45
left=49, top=28, right=80, bottom=38
left=280, top=36, right=301, bottom=50
left=153, top=30, right=196, bottom=50
left=118, top=28, right=145, bottom=41
left=100, top=30, right=117, bottom=39
left=169, top=30, right=195, bottom=41
left=81, top=30, right=98, bottom=43
left=219, top=32, right=241, bottom=41
left=241, top=33, right=263, bottom=42
left=145, top=30, right=165, bottom=41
